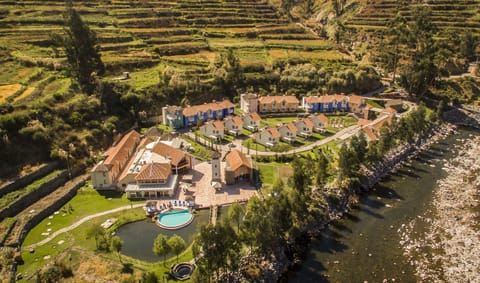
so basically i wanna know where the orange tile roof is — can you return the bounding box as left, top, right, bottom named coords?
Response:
left=357, top=118, right=371, bottom=127
left=213, top=120, right=225, bottom=131
left=135, top=163, right=171, bottom=182
left=383, top=107, right=398, bottom=114
left=92, top=162, right=111, bottom=172
left=225, top=116, right=243, bottom=127
left=103, top=130, right=141, bottom=175
left=372, top=116, right=392, bottom=132
left=286, top=122, right=297, bottom=133
left=362, top=127, right=378, bottom=141
left=226, top=150, right=252, bottom=171
left=182, top=100, right=234, bottom=117
left=267, top=127, right=281, bottom=138
left=311, top=113, right=329, bottom=125
left=258, top=95, right=299, bottom=104
left=152, top=142, right=188, bottom=167
left=348, top=94, right=364, bottom=105
left=301, top=118, right=314, bottom=129
left=249, top=112, right=261, bottom=122
left=304, top=94, right=347, bottom=104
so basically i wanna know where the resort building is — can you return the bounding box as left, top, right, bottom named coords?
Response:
left=362, top=127, right=378, bottom=142
left=125, top=162, right=178, bottom=199
left=240, top=92, right=258, bottom=113
left=151, top=141, right=192, bottom=174
left=211, top=151, right=222, bottom=183
left=257, top=95, right=299, bottom=113
left=200, top=120, right=225, bottom=141
left=162, top=105, right=184, bottom=129
left=348, top=94, right=366, bottom=115
left=224, top=116, right=243, bottom=136
left=309, top=113, right=329, bottom=132
left=255, top=127, right=280, bottom=147
left=183, top=100, right=235, bottom=127
left=382, top=106, right=398, bottom=117
left=295, top=118, right=314, bottom=138
left=225, top=150, right=253, bottom=185
left=278, top=122, right=297, bottom=143
left=91, top=130, right=141, bottom=190
left=356, top=115, right=392, bottom=142
left=242, top=112, right=261, bottom=132
left=302, top=94, right=349, bottom=113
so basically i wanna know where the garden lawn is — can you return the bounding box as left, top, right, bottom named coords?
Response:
left=260, top=116, right=298, bottom=128
left=257, top=162, right=293, bottom=186
left=18, top=208, right=194, bottom=283
left=22, top=184, right=142, bottom=247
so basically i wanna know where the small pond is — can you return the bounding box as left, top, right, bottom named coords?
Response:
left=116, top=209, right=209, bottom=262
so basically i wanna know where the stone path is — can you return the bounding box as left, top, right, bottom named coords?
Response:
left=23, top=203, right=144, bottom=250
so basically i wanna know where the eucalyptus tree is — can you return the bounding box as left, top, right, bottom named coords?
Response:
left=52, top=0, right=104, bottom=94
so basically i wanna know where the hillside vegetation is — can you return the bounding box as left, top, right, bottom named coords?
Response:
left=0, top=0, right=478, bottom=175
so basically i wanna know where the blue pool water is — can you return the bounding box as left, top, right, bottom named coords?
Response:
left=158, top=209, right=193, bottom=228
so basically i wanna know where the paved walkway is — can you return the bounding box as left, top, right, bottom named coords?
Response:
left=23, top=203, right=144, bottom=250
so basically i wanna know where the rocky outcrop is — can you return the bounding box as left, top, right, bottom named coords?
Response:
left=360, top=123, right=456, bottom=190
left=400, top=134, right=480, bottom=282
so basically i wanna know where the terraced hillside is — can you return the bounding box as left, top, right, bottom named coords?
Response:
left=345, top=0, right=480, bottom=35
left=0, top=0, right=347, bottom=94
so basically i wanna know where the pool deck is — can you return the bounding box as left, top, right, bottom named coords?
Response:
left=177, top=161, right=257, bottom=208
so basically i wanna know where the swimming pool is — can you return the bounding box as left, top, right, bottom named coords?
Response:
left=157, top=209, right=194, bottom=229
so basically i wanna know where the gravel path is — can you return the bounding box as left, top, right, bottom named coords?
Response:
left=23, top=203, right=144, bottom=250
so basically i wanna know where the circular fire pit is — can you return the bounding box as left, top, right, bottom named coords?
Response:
left=171, top=262, right=195, bottom=281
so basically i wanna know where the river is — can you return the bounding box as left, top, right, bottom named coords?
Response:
left=289, top=128, right=479, bottom=282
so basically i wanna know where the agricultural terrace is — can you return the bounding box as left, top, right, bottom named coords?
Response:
left=0, top=0, right=348, bottom=96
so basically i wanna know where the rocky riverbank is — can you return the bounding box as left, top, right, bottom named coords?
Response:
left=228, top=122, right=461, bottom=282
left=400, top=133, right=480, bottom=282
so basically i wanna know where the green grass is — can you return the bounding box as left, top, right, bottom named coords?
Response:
left=18, top=204, right=197, bottom=282
left=243, top=138, right=268, bottom=152
left=0, top=170, right=63, bottom=211
left=22, top=184, right=142, bottom=247
left=109, top=64, right=163, bottom=90
left=182, top=136, right=213, bottom=160
left=257, top=161, right=293, bottom=186
left=365, top=99, right=383, bottom=108
left=260, top=116, right=298, bottom=128
left=257, top=163, right=277, bottom=185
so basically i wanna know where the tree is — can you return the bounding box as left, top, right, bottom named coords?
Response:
left=110, top=236, right=124, bottom=262
left=460, top=30, right=478, bottom=62
left=281, top=0, right=293, bottom=17
left=350, top=132, right=368, bottom=163
left=153, top=234, right=170, bottom=263
left=86, top=224, right=109, bottom=251
left=337, top=143, right=359, bottom=182
left=168, top=234, right=186, bottom=262
left=223, top=48, right=244, bottom=97
left=398, top=6, right=442, bottom=99
left=228, top=202, right=244, bottom=233
left=315, top=150, right=329, bottom=187
left=289, top=158, right=312, bottom=194
left=141, top=271, right=159, bottom=283
left=52, top=0, right=104, bottom=94
left=378, top=12, right=408, bottom=84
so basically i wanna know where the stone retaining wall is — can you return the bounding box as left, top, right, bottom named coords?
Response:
left=0, top=162, right=59, bottom=198
left=15, top=176, right=88, bottom=247
left=0, top=166, right=83, bottom=222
